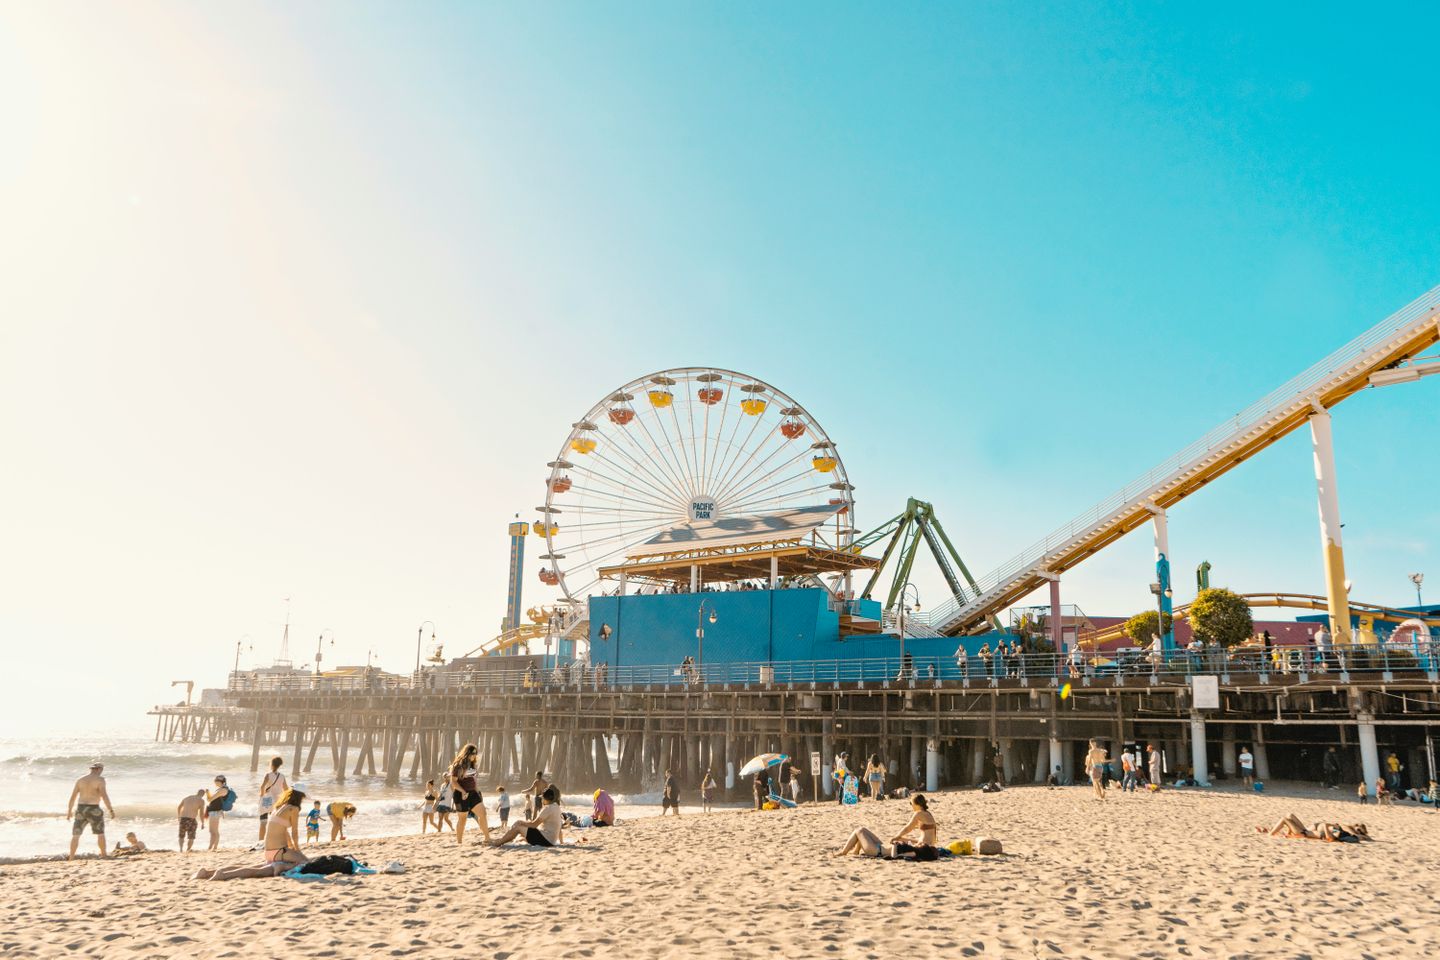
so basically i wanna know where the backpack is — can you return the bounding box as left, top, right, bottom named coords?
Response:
left=220, top=788, right=238, bottom=812
left=297, top=855, right=360, bottom=876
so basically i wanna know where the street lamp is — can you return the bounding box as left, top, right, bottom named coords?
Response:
left=1149, top=582, right=1174, bottom=654
left=696, top=600, right=718, bottom=670
left=898, top=583, right=920, bottom=679
left=1410, top=573, right=1425, bottom=607
left=315, top=629, right=335, bottom=677
left=415, top=621, right=436, bottom=688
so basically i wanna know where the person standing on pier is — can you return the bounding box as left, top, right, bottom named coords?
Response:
left=257, top=756, right=288, bottom=842
left=66, top=761, right=116, bottom=860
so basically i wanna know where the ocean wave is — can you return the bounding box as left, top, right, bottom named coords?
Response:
left=2, top=751, right=253, bottom=773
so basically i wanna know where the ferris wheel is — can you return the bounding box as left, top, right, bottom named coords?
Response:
left=536, top=367, right=855, bottom=604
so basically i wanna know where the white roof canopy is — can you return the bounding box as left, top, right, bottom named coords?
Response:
left=625, top=504, right=843, bottom=558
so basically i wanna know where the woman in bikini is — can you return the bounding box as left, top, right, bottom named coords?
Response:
left=449, top=744, right=492, bottom=845
left=1084, top=740, right=1109, bottom=801
left=192, top=788, right=309, bottom=881
left=865, top=755, right=886, bottom=800
left=833, top=794, right=939, bottom=860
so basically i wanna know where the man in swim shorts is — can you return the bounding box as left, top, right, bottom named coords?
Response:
left=67, top=761, right=117, bottom=860
left=177, top=788, right=206, bottom=852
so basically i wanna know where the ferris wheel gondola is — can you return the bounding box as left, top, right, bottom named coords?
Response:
left=539, top=367, right=855, bottom=603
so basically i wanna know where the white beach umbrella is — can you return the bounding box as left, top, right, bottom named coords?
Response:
left=739, top=753, right=790, bottom=777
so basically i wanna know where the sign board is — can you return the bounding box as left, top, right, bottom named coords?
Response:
left=810, top=751, right=822, bottom=776
left=1191, top=675, right=1220, bottom=710
left=688, top=497, right=716, bottom=521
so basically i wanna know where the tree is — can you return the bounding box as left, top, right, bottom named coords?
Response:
left=1189, top=587, right=1253, bottom=648
left=1123, top=610, right=1173, bottom=645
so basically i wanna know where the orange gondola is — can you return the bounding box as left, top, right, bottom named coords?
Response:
left=697, top=387, right=723, bottom=405
left=549, top=475, right=573, bottom=494
left=779, top=419, right=805, bottom=440
left=828, top=497, right=850, bottom=515
left=608, top=407, right=635, bottom=426
left=538, top=568, right=559, bottom=586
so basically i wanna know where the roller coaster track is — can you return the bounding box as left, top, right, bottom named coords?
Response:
left=928, top=284, right=1440, bottom=637
left=1077, top=592, right=1440, bottom=648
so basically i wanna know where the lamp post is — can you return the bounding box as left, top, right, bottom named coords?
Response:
left=696, top=600, right=718, bottom=670
left=415, top=621, right=436, bottom=688
left=1410, top=573, right=1425, bottom=607
left=315, top=629, right=334, bottom=677
left=898, top=583, right=920, bottom=679
left=1150, top=582, right=1173, bottom=661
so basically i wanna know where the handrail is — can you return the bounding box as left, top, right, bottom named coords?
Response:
left=929, top=285, right=1440, bottom=634
left=224, top=638, right=1438, bottom=696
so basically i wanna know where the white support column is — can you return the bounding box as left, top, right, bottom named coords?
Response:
left=1048, top=735, right=1062, bottom=783
left=618, top=570, right=627, bottom=596
left=1221, top=730, right=1237, bottom=778
left=1252, top=724, right=1271, bottom=782
left=1309, top=407, right=1353, bottom=644
left=925, top=738, right=940, bottom=792
left=1190, top=714, right=1210, bottom=786
left=769, top=554, right=778, bottom=590
left=690, top=564, right=699, bottom=593
left=1357, top=716, right=1381, bottom=796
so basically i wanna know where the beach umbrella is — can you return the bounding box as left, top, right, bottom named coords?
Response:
left=739, top=752, right=789, bottom=777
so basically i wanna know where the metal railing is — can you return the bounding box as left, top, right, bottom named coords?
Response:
left=927, top=284, right=1440, bottom=632
left=225, top=641, right=1439, bottom=696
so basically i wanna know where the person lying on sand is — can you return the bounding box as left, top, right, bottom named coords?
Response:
left=192, top=788, right=310, bottom=880
left=112, top=833, right=147, bottom=855
left=834, top=794, right=939, bottom=861
left=488, top=786, right=564, bottom=848
left=1258, top=816, right=1372, bottom=842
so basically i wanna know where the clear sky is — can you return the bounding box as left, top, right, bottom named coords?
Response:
left=2, top=2, right=1437, bottom=736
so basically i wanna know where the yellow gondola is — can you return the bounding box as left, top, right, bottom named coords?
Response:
left=647, top=389, right=673, bottom=408
left=812, top=455, right=837, bottom=473
left=571, top=437, right=597, bottom=455
left=740, top=398, right=767, bottom=416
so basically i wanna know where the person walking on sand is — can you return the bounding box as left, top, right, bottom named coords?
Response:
left=451, top=744, right=493, bottom=845
left=700, top=769, right=717, bottom=813
left=663, top=768, right=682, bottom=816
left=1147, top=744, right=1162, bottom=788
left=865, top=754, right=886, bottom=800
left=67, top=761, right=117, bottom=860
left=176, top=788, right=206, bottom=852
left=789, top=765, right=804, bottom=803
left=1084, top=740, right=1109, bottom=801
left=205, top=776, right=231, bottom=851
left=257, top=756, right=288, bottom=841
left=422, top=780, right=439, bottom=834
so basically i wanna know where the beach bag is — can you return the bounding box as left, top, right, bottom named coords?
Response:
left=947, top=839, right=974, bottom=856
left=220, top=789, right=238, bottom=812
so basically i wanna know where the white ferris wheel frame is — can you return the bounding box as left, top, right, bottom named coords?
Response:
left=538, top=366, right=856, bottom=606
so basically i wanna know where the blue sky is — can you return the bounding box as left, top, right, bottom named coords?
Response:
left=2, top=2, right=1437, bottom=733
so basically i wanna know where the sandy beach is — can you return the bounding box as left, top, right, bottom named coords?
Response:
left=4, top=783, right=1438, bottom=959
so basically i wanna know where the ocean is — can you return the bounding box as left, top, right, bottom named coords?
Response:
left=0, top=735, right=689, bottom=861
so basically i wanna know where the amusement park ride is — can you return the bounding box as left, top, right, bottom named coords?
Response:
left=469, top=285, right=1440, bottom=664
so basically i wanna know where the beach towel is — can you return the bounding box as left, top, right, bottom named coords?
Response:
left=284, top=855, right=375, bottom=880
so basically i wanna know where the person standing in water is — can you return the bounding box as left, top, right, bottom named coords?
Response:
left=67, top=762, right=117, bottom=860
left=525, top=770, right=549, bottom=821
left=1084, top=740, right=1109, bottom=801
left=205, top=776, right=231, bottom=850
left=176, top=788, right=206, bottom=853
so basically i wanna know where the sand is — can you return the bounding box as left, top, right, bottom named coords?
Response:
left=4, top=784, right=1439, bottom=959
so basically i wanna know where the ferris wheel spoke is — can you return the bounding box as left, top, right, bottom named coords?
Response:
left=568, top=467, right=678, bottom=514
left=626, top=408, right=693, bottom=506
left=712, top=435, right=811, bottom=508
left=711, top=399, right=763, bottom=496
left=583, top=445, right=686, bottom=513
left=725, top=474, right=834, bottom=513
left=709, top=417, right=778, bottom=503
left=617, top=409, right=690, bottom=505
left=651, top=394, right=698, bottom=497
left=570, top=452, right=681, bottom=507
left=564, top=487, right=679, bottom=516
left=668, top=387, right=699, bottom=494
left=596, top=430, right=692, bottom=512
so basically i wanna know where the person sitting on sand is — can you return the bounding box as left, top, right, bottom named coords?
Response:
left=112, top=832, right=147, bottom=855
left=592, top=789, right=614, bottom=827
left=488, top=786, right=564, bottom=848
left=833, top=794, right=939, bottom=860
left=328, top=801, right=356, bottom=842
left=176, top=788, right=206, bottom=853
left=193, top=788, right=310, bottom=881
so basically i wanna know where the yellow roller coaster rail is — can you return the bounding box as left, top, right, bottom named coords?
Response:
left=1077, top=592, right=1440, bottom=649
left=926, top=284, right=1440, bottom=636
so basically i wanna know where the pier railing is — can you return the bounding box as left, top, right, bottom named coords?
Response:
left=225, top=641, right=1439, bottom=695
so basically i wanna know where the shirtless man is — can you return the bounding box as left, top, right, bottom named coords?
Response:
left=67, top=762, right=117, bottom=860
left=176, top=789, right=206, bottom=852
left=525, top=770, right=549, bottom=820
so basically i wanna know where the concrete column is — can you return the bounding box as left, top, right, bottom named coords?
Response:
left=1060, top=741, right=1074, bottom=784
left=911, top=735, right=924, bottom=786
left=972, top=742, right=986, bottom=782
left=1001, top=738, right=1016, bottom=783
left=769, top=554, right=778, bottom=589
left=1309, top=409, right=1353, bottom=644
left=1190, top=714, right=1210, bottom=786
left=925, top=738, right=940, bottom=792
left=820, top=731, right=832, bottom=796
left=1221, top=731, right=1237, bottom=778
left=1034, top=740, right=1049, bottom=784
left=1252, top=724, right=1271, bottom=782
left=690, top=564, right=699, bottom=593
left=1048, top=735, right=1062, bottom=783
left=1357, top=716, right=1381, bottom=796
left=1047, top=576, right=1063, bottom=659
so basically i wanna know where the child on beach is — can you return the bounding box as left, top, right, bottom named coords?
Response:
left=434, top=775, right=455, bottom=832
left=422, top=781, right=438, bottom=834
left=1357, top=782, right=1368, bottom=804
left=327, top=801, right=355, bottom=842
left=496, top=786, right=511, bottom=828
left=112, top=833, right=147, bottom=855
left=1376, top=778, right=1393, bottom=805
left=305, top=801, right=321, bottom=844
left=701, top=770, right=716, bottom=813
